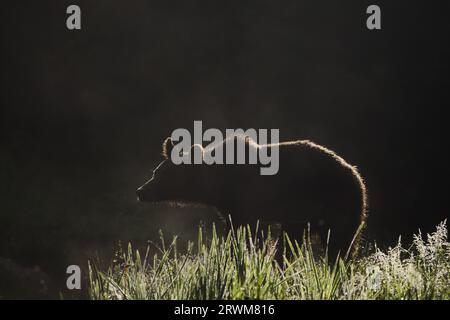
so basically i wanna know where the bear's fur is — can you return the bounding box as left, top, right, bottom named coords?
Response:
left=137, top=135, right=368, bottom=258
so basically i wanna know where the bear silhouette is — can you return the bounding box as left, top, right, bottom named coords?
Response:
left=137, top=135, right=368, bottom=258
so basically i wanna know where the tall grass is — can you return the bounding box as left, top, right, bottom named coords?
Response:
left=88, top=221, right=450, bottom=300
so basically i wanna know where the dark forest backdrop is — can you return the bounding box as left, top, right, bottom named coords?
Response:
left=1, top=1, right=449, bottom=298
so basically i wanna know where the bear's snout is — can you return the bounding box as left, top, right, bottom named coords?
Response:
left=136, top=186, right=146, bottom=202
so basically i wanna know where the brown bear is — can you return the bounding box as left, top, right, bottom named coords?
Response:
left=137, top=135, right=368, bottom=258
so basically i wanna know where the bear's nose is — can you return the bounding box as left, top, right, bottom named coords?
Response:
left=136, top=187, right=144, bottom=201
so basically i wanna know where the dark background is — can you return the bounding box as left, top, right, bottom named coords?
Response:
left=1, top=1, right=449, bottom=298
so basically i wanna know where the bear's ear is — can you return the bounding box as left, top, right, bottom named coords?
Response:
left=162, top=137, right=174, bottom=159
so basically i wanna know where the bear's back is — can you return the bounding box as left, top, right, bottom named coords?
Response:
left=213, top=142, right=363, bottom=253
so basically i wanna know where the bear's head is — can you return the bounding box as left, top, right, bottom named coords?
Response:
left=136, top=137, right=212, bottom=205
